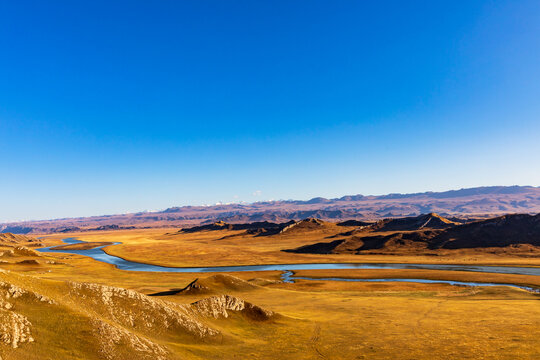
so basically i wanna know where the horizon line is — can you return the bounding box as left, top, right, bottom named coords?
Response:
left=1, top=184, right=538, bottom=225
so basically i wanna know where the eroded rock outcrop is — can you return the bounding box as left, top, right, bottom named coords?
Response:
left=0, top=270, right=278, bottom=358
left=92, top=319, right=168, bottom=360
left=279, top=218, right=325, bottom=234
left=191, top=295, right=274, bottom=321
left=68, top=282, right=219, bottom=338
left=0, top=310, right=33, bottom=348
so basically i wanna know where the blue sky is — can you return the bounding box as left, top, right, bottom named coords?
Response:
left=1, top=0, right=539, bottom=222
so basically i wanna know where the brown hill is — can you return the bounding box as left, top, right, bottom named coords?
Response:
left=432, top=213, right=540, bottom=249
left=277, top=218, right=326, bottom=235
left=179, top=221, right=234, bottom=232
left=0, top=233, right=40, bottom=245
left=369, top=213, right=459, bottom=232
left=148, top=274, right=261, bottom=297
left=286, top=213, right=540, bottom=254
left=288, top=239, right=349, bottom=254
left=179, top=219, right=331, bottom=237
left=179, top=220, right=288, bottom=234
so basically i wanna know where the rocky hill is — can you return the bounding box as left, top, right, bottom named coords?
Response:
left=368, top=213, right=459, bottom=232
left=286, top=213, right=540, bottom=254
left=0, top=270, right=278, bottom=359
left=432, top=213, right=540, bottom=249
left=179, top=218, right=334, bottom=237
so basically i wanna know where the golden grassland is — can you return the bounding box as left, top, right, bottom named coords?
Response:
left=40, top=226, right=540, bottom=268
left=0, top=227, right=538, bottom=359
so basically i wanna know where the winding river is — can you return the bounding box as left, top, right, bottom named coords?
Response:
left=38, top=238, right=540, bottom=293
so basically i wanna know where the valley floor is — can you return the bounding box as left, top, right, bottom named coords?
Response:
left=0, top=228, right=539, bottom=359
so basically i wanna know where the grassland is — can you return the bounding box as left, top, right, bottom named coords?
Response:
left=41, top=226, right=540, bottom=268
left=0, top=227, right=538, bottom=359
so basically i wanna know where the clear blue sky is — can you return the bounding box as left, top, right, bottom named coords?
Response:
left=1, top=1, right=539, bottom=222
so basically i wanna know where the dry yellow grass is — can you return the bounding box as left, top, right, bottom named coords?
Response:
left=0, top=228, right=537, bottom=359
left=39, top=227, right=540, bottom=268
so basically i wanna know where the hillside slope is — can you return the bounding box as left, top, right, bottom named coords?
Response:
left=0, top=270, right=278, bottom=360
left=0, top=233, right=40, bottom=245
left=286, top=213, right=540, bottom=254
left=432, top=213, right=540, bottom=249
left=368, top=213, right=459, bottom=231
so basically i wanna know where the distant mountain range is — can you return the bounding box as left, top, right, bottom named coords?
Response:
left=2, top=185, right=540, bottom=234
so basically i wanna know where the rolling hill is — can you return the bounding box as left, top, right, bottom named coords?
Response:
left=0, top=269, right=279, bottom=360
left=286, top=213, right=540, bottom=254
left=368, top=213, right=459, bottom=231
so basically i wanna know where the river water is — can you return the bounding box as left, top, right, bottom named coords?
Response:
left=37, top=238, right=540, bottom=292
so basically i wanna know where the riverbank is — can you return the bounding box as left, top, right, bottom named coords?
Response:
left=37, top=228, right=540, bottom=269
